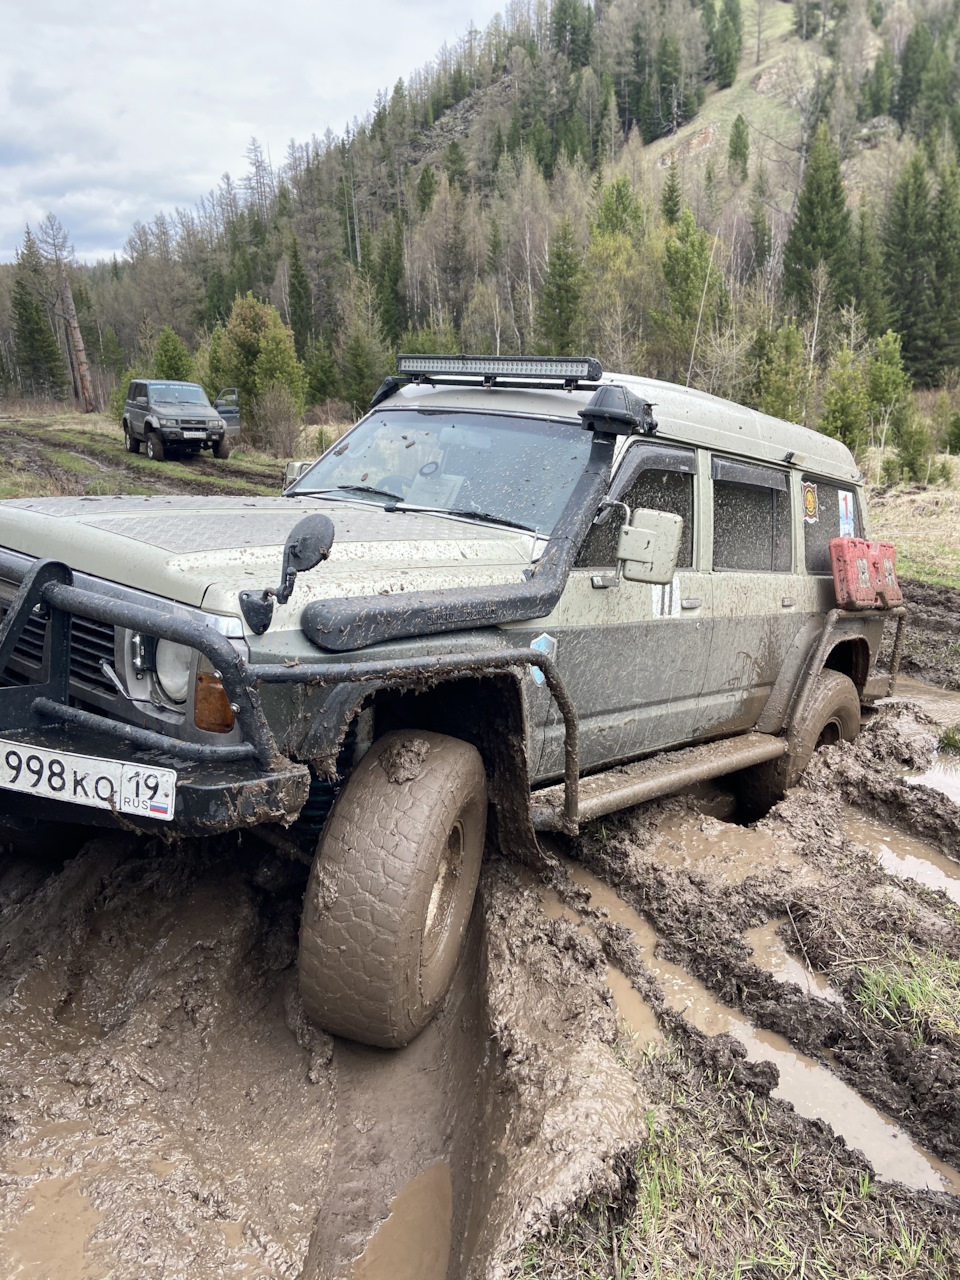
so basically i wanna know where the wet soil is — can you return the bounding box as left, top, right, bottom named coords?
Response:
left=882, top=577, right=960, bottom=693
left=5, top=699, right=960, bottom=1276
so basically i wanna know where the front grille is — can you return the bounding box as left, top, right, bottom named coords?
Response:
left=180, top=419, right=207, bottom=427
left=0, top=598, right=117, bottom=697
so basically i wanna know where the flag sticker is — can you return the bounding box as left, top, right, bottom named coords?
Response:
left=838, top=490, right=855, bottom=538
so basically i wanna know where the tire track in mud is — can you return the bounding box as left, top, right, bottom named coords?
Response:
left=4, top=703, right=960, bottom=1277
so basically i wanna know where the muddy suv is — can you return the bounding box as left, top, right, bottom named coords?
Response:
left=122, top=379, right=236, bottom=461
left=0, top=356, right=904, bottom=1049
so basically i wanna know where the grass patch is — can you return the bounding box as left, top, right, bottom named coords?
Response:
left=46, top=450, right=100, bottom=475
left=857, top=943, right=960, bottom=1048
left=940, top=725, right=960, bottom=754
left=519, top=1043, right=958, bottom=1279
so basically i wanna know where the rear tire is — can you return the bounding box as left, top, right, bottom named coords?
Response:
left=738, top=670, right=861, bottom=816
left=213, top=436, right=232, bottom=459
left=123, top=424, right=140, bottom=453
left=145, top=430, right=165, bottom=462
left=298, top=730, right=487, bottom=1048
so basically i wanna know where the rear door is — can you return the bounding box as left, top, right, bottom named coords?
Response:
left=698, top=454, right=805, bottom=733
left=518, top=441, right=714, bottom=781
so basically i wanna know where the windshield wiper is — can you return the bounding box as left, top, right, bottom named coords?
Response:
left=396, top=504, right=537, bottom=534
left=294, top=484, right=406, bottom=503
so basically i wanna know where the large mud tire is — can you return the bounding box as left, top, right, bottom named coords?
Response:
left=145, top=430, right=165, bottom=462
left=123, top=423, right=140, bottom=453
left=213, top=436, right=231, bottom=459
left=738, top=670, right=861, bottom=816
left=298, top=730, right=487, bottom=1048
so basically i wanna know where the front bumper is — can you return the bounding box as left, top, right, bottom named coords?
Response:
left=0, top=719, right=309, bottom=834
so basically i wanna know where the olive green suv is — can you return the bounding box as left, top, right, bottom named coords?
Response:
left=0, top=356, right=903, bottom=1048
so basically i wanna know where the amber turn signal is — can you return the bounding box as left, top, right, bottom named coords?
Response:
left=194, top=671, right=236, bottom=733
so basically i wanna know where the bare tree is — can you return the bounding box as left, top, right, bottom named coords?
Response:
left=36, top=214, right=96, bottom=413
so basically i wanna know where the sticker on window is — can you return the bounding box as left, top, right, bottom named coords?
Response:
left=802, top=481, right=819, bottom=524
left=838, top=490, right=855, bottom=538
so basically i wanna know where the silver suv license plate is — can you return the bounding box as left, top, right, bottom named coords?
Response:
left=0, top=738, right=176, bottom=821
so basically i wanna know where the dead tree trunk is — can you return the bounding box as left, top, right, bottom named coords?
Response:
left=57, top=272, right=96, bottom=413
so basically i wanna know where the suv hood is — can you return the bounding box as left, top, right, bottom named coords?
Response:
left=0, top=495, right=537, bottom=625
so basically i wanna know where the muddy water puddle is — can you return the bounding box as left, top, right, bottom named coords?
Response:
left=908, top=755, right=960, bottom=807
left=844, top=810, right=960, bottom=903
left=890, top=676, right=960, bottom=728
left=743, top=919, right=842, bottom=1003
left=0, top=1175, right=102, bottom=1279
left=348, top=1162, right=452, bottom=1280
left=645, top=811, right=805, bottom=883
left=539, top=862, right=960, bottom=1194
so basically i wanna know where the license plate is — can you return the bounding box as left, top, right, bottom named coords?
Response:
left=183, top=431, right=206, bottom=438
left=0, top=738, right=176, bottom=821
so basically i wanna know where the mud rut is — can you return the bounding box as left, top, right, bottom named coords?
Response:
left=3, top=691, right=960, bottom=1277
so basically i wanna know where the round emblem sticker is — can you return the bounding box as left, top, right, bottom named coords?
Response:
left=802, top=481, right=819, bottom=524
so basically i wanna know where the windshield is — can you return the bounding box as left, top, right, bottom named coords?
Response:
left=288, top=410, right=592, bottom=537
left=149, top=383, right=210, bottom=407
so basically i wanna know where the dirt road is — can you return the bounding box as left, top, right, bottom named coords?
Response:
left=2, top=685, right=960, bottom=1277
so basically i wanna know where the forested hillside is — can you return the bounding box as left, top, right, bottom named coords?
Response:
left=4, top=0, right=960, bottom=477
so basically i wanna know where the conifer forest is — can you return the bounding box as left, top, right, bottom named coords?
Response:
left=4, top=0, right=960, bottom=479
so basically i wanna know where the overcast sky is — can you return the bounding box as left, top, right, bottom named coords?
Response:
left=1, top=0, right=502, bottom=264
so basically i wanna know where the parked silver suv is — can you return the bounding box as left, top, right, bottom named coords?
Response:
left=122, top=379, right=237, bottom=461
left=0, top=356, right=904, bottom=1049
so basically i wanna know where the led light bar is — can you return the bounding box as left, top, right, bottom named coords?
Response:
left=396, top=354, right=603, bottom=382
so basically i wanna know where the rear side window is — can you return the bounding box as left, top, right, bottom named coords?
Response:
left=802, top=476, right=862, bottom=573
left=712, top=457, right=791, bottom=572
left=577, top=450, right=695, bottom=569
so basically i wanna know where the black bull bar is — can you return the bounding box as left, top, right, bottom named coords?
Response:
left=0, top=559, right=581, bottom=829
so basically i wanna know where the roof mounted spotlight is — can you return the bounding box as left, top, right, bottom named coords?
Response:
left=579, top=384, right=658, bottom=436
left=395, top=354, right=603, bottom=388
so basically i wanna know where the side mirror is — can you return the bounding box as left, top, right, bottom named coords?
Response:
left=238, top=514, right=336, bottom=635
left=616, top=507, right=683, bottom=584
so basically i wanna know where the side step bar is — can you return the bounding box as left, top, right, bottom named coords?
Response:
left=530, top=732, right=788, bottom=832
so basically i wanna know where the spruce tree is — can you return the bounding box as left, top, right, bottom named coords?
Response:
left=152, top=326, right=194, bottom=381
left=288, top=236, right=313, bottom=360
left=661, top=159, right=682, bottom=225
left=895, top=22, right=934, bottom=127
left=883, top=152, right=936, bottom=384
left=865, top=42, right=895, bottom=118
left=783, top=122, right=852, bottom=311
left=444, top=141, right=468, bottom=193
left=12, top=232, right=67, bottom=398
left=851, top=206, right=889, bottom=337
left=818, top=346, right=869, bottom=449
left=304, top=335, right=338, bottom=404
left=728, top=114, right=749, bottom=183
left=537, top=217, right=584, bottom=355
left=929, top=164, right=960, bottom=374
left=760, top=321, right=807, bottom=423
left=416, top=165, right=437, bottom=214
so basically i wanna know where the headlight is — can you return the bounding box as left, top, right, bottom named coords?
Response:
left=159, top=417, right=178, bottom=426
left=214, top=418, right=225, bottom=428
left=154, top=640, right=193, bottom=704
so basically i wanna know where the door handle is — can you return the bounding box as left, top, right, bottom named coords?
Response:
left=680, top=598, right=702, bottom=610
left=781, top=597, right=796, bottom=608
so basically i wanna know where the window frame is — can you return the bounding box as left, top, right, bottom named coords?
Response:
left=710, top=453, right=793, bottom=575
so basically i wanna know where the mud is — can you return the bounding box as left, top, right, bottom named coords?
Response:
left=6, top=696, right=960, bottom=1276
left=883, top=578, right=960, bottom=691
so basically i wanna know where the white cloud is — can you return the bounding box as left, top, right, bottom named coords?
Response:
left=0, top=0, right=502, bottom=261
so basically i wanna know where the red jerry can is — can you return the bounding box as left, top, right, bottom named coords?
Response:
left=829, top=537, right=902, bottom=610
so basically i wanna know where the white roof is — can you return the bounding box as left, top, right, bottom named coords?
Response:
left=378, top=371, right=860, bottom=484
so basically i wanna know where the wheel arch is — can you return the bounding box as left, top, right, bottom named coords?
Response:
left=369, top=671, right=539, bottom=863
left=823, top=636, right=871, bottom=695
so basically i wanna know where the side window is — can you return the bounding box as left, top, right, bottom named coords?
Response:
left=128, top=382, right=140, bottom=401
left=712, top=457, right=791, bottom=572
left=576, top=448, right=695, bottom=569
left=802, top=475, right=863, bottom=573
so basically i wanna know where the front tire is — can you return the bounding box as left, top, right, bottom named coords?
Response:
left=298, top=730, right=487, bottom=1048
left=213, top=436, right=232, bottom=459
left=738, top=670, right=861, bottom=815
left=145, top=430, right=165, bottom=462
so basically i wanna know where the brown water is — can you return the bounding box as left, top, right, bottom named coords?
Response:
left=645, top=812, right=807, bottom=884
left=545, top=862, right=960, bottom=1196
left=844, top=811, right=960, bottom=903
left=348, top=1162, right=452, bottom=1280
left=890, top=677, right=960, bottom=727
left=743, top=919, right=842, bottom=1003
left=907, top=756, right=960, bottom=808
left=0, top=1175, right=102, bottom=1279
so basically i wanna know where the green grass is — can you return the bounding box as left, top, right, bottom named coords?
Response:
left=856, top=943, right=960, bottom=1048
left=46, top=450, right=99, bottom=475
left=940, top=725, right=960, bottom=754
left=518, top=1042, right=958, bottom=1280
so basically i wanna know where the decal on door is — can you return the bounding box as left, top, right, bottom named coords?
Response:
left=838, top=489, right=856, bottom=538
left=802, top=481, right=819, bottom=524
left=529, top=632, right=558, bottom=685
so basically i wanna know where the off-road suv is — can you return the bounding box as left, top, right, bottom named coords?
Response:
left=122, top=379, right=237, bottom=461
left=0, top=356, right=904, bottom=1049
